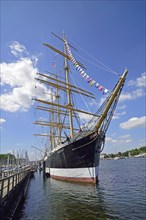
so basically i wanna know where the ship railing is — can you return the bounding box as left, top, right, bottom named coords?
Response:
left=0, top=167, right=31, bottom=206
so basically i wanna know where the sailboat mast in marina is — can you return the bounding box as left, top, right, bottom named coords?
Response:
left=33, top=33, right=128, bottom=184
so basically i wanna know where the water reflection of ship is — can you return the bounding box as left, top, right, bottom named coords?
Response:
left=33, top=32, right=128, bottom=184
left=48, top=178, right=119, bottom=220
left=39, top=162, right=43, bottom=172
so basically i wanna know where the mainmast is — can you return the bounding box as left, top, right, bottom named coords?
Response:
left=63, top=33, right=74, bottom=138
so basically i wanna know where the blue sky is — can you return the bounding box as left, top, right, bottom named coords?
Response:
left=0, top=0, right=145, bottom=160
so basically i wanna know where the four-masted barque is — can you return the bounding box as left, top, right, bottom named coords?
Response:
left=33, top=33, right=128, bottom=184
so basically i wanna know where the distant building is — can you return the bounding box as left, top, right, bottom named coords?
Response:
left=100, top=154, right=107, bottom=159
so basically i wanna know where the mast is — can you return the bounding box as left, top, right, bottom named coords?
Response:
left=56, top=76, right=62, bottom=144
left=95, top=69, right=128, bottom=130
left=51, top=87, right=56, bottom=149
left=63, top=33, right=74, bottom=138
left=34, top=33, right=98, bottom=143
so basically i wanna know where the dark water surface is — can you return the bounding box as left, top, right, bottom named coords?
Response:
left=18, top=158, right=146, bottom=220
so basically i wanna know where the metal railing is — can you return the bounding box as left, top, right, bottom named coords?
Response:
left=0, top=168, right=31, bottom=204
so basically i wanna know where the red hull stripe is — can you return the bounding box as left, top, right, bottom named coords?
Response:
left=51, top=174, right=96, bottom=184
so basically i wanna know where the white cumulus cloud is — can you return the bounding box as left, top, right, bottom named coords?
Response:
left=9, top=41, right=28, bottom=57
left=1, top=58, right=37, bottom=87
left=127, top=72, right=146, bottom=87
left=120, top=116, right=146, bottom=129
left=113, top=111, right=126, bottom=119
left=105, top=134, right=132, bottom=144
left=119, top=134, right=131, bottom=139
left=0, top=42, right=52, bottom=112
left=117, top=105, right=126, bottom=110
left=119, top=73, right=146, bottom=102
left=119, top=88, right=145, bottom=102
left=0, top=118, right=6, bottom=125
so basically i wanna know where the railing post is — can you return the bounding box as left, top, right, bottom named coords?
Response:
left=7, top=177, right=10, bottom=196
left=0, top=179, right=4, bottom=204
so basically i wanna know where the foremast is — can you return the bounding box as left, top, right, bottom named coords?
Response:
left=63, top=33, right=74, bottom=138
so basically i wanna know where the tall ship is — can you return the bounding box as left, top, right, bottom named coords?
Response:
left=33, top=33, right=128, bottom=184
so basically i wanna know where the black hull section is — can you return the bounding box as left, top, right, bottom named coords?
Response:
left=45, top=131, right=102, bottom=180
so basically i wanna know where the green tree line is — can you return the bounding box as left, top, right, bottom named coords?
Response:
left=104, top=146, right=146, bottom=158
left=0, top=153, right=16, bottom=160
left=0, top=154, right=16, bottom=166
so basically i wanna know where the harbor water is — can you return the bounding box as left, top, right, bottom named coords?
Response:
left=17, top=158, right=145, bottom=220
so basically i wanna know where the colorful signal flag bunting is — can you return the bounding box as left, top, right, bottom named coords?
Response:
left=65, top=40, right=109, bottom=95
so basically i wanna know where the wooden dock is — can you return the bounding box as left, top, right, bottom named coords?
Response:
left=0, top=167, right=35, bottom=219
